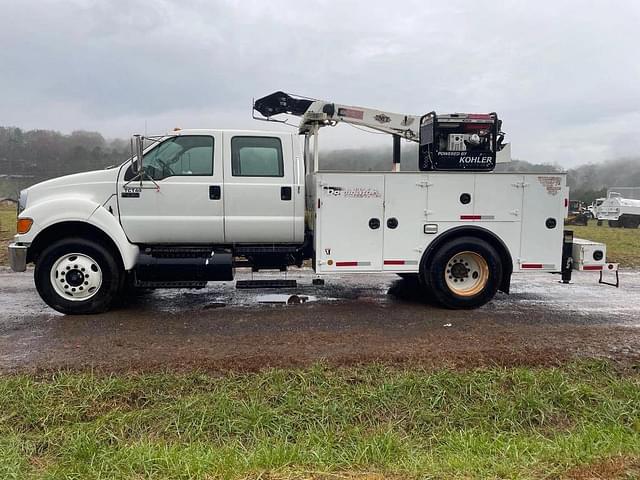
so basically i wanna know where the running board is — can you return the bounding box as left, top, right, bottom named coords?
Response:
left=134, top=280, right=208, bottom=289
left=236, top=279, right=297, bottom=289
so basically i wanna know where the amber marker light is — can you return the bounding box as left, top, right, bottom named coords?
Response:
left=16, top=218, right=33, bottom=234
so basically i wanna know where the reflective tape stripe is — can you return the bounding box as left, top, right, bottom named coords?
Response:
left=460, top=215, right=495, bottom=220
left=335, top=261, right=372, bottom=267
left=521, top=263, right=555, bottom=269
left=384, top=260, right=419, bottom=265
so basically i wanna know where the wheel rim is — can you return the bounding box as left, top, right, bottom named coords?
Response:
left=50, top=253, right=103, bottom=302
left=444, top=251, right=489, bottom=297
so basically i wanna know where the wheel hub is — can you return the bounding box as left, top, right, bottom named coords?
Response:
left=450, top=262, right=469, bottom=279
left=65, top=269, right=85, bottom=287
left=50, top=253, right=103, bottom=302
left=445, top=251, right=489, bottom=297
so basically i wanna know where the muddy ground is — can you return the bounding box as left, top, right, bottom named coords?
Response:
left=0, top=267, right=639, bottom=373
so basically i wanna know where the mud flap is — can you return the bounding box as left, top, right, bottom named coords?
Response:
left=561, top=230, right=573, bottom=284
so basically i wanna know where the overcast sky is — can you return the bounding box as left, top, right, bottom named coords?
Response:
left=1, top=0, right=639, bottom=167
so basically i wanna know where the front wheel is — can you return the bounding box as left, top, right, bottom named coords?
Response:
left=34, top=238, right=123, bottom=314
left=422, top=237, right=502, bottom=309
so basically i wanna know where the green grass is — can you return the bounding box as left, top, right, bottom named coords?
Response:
left=1, top=361, right=639, bottom=479
left=569, top=219, right=640, bottom=267
left=0, top=205, right=17, bottom=265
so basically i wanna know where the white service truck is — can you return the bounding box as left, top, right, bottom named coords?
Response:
left=9, top=91, right=612, bottom=314
left=596, top=192, right=640, bottom=228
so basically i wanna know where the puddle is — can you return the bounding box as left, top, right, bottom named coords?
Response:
left=255, top=294, right=317, bottom=304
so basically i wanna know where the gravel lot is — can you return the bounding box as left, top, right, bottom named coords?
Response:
left=0, top=267, right=638, bottom=373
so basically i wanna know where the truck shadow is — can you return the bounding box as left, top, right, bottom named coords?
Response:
left=386, top=276, right=439, bottom=306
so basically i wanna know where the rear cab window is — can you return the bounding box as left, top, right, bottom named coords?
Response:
left=231, top=136, right=283, bottom=177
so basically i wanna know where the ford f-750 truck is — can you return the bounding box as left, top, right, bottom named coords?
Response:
left=9, top=91, right=614, bottom=314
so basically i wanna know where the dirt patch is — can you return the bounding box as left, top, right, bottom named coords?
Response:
left=1, top=299, right=639, bottom=375
left=1, top=269, right=640, bottom=374
left=561, top=456, right=640, bottom=479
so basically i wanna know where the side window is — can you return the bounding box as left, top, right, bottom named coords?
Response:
left=142, top=136, right=214, bottom=180
left=231, top=136, right=283, bottom=177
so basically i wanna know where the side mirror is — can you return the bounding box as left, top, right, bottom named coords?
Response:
left=131, top=135, right=144, bottom=174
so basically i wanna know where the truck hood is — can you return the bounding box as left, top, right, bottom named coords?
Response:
left=24, top=168, right=119, bottom=210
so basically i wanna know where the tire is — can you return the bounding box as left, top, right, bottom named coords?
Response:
left=34, top=237, right=123, bottom=315
left=620, top=215, right=640, bottom=229
left=422, top=236, right=502, bottom=309
left=608, top=220, right=621, bottom=228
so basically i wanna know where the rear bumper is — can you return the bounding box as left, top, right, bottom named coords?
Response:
left=8, top=243, right=28, bottom=272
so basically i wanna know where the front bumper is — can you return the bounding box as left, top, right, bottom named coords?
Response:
left=8, top=243, right=28, bottom=272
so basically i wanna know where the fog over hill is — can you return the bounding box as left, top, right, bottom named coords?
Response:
left=1, top=126, right=638, bottom=203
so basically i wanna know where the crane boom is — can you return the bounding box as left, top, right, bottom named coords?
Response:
left=253, top=91, right=420, bottom=141
left=253, top=91, right=509, bottom=172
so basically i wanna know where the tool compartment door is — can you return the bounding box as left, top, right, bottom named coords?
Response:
left=382, top=175, right=427, bottom=271
left=316, top=174, right=384, bottom=272
left=426, top=173, right=476, bottom=221
left=520, top=175, right=566, bottom=270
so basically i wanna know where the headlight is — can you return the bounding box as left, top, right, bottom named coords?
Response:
left=18, top=189, right=28, bottom=214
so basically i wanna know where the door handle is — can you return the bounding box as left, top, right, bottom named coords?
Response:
left=209, top=185, right=221, bottom=200
left=281, top=186, right=292, bottom=201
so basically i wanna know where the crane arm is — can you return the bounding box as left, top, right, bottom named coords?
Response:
left=253, top=91, right=420, bottom=141
left=253, top=90, right=510, bottom=172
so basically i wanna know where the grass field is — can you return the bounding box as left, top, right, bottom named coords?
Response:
left=0, top=204, right=17, bottom=265
left=0, top=361, right=639, bottom=479
left=569, top=220, right=640, bottom=267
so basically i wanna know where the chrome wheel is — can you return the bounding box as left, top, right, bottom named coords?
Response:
left=50, top=253, right=102, bottom=301
left=444, top=251, right=489, bottom=297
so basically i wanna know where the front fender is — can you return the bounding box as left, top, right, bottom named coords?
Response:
left=88, top=204, right=139, bottom=270
left=17, top=196, right=99, bottom=244
left=17, top=196, right=139, bottom=270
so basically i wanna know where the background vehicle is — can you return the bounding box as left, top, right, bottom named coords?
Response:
left=566, top=200, right=589, bottom=225
left=9, top=92, right=610, bottom=314
left=596, top=192, right=640, bottom=228
left=587, top=198, right=604, bottom=219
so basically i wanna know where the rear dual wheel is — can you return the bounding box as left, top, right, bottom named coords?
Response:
left=422, top=236, right=502, bottom=309
left=621, top=215, right=640, bottom=229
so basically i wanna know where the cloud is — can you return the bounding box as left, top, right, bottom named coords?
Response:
left=1, top=0, right=639, bottom=166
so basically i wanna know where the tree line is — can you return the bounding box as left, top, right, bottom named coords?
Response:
left=0, top=126, right=638, bottom=203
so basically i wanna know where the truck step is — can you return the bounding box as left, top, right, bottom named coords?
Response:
left=236, top=279, right=297, bottom=289
left=134, top=280, right=208, bottom=289
left=146, top=247, right=215, bottom=258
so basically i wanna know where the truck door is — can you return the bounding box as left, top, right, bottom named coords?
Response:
left=223, top=133, right=296, bottom=243
left=118, top=133, right=225, bottom=244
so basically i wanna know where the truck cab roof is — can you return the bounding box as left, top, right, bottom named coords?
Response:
left=167, top=128, right=290, bottom=137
